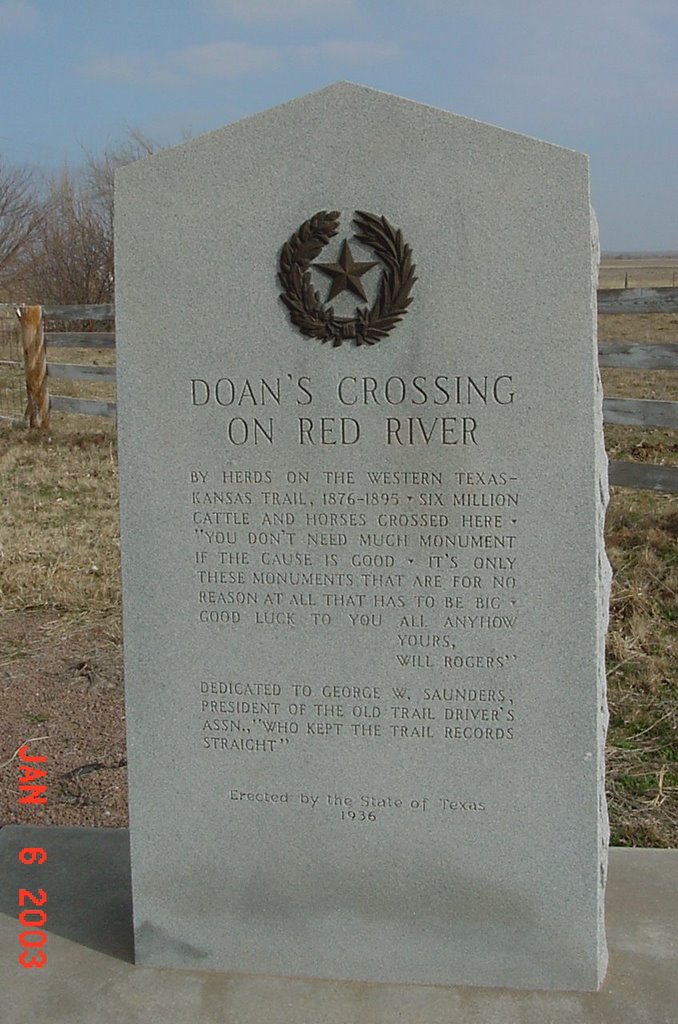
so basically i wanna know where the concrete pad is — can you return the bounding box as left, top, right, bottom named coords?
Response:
left=0, top=826, right=676, bottom=1024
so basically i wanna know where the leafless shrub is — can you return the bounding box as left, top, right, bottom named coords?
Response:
left=15, top=130, right=158, bottom=306
left=0, top=157, right=42, bottom=296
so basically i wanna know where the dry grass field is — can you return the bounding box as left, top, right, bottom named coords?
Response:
left=599, top=254, right=678, bottom=289
left=1, top=277, right=677, bottom=845
left=599, top=301, right=678, bottom=846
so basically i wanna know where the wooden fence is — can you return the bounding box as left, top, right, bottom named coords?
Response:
left=41, top=304, right=116, bottom=420
left=3, top=290, right=678, bottom=492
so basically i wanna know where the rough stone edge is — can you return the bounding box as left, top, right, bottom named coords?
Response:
left=591, top=204, right=612, bottom=987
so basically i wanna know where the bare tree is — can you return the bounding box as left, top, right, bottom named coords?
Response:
left=84, top=130, right=156, bottom=291
left=0, top=157, right=41, bottom=296
left=22, top=167, right=113, bottom=305
left=86, top=129, right=156, bottom=239
left=20, top=131, right=157, bottom=305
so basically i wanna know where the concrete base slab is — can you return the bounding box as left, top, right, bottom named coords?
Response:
left=0, top=826, right=676, bottom=1024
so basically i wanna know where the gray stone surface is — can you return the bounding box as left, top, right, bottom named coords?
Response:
left=114, top=82, right=609, bottom=989
left=1, top=829, right=676, bottom=1024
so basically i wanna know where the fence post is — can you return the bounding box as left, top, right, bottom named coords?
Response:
left=20, top=305, right=50, bottom=428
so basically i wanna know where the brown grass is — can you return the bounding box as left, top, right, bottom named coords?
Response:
left=599, top=256, right=678, bottom=289
left=605, top=488, right=678, bottom=846
left=0, top=425, right=119, bottom=616
left=599, top=303, right=678, bottom=846
left=599, top=311, right=678, bottom=483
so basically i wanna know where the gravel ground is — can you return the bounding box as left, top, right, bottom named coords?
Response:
left=0, top=610, right=127, bottom=828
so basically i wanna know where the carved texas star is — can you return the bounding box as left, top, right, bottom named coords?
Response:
left=314, top=238, right=378, bottom=302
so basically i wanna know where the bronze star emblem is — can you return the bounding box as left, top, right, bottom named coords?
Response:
left=279, top=210, right=417, bottom=346
left=314, top=239, right=378, bottom=302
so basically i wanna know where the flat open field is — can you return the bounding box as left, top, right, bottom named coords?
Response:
left=599, top=254, right=678, bottom=289
left=1, top=294, right=677, bottom=846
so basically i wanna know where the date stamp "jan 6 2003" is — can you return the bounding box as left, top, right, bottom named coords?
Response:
left=16, top=741, right=48, bottom=969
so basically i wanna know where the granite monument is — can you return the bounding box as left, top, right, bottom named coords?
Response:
left=115, top=82, right=610, bottom=991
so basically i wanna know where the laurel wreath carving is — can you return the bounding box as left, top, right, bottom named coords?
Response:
left=278, top=210, right=417, bottom=346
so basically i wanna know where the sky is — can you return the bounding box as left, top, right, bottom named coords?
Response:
left=0, top=0, right=676, bottom=252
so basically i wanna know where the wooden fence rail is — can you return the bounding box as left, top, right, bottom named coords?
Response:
left=40, top=305, right=116, bottom=421
left=2, top=288, right=677, bottom=491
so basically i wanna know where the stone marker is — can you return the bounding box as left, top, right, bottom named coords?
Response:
left=115, top=82, right=610, bottom=991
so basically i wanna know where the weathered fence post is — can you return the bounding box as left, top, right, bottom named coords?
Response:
left=20, top=305, right=50, bottom=428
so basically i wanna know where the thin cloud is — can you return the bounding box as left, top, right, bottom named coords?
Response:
left=82, top=55, right=185, bottom=88
left=407, top=0, right=678, bottom=138
left=175, top=42, right=281, bottom=79
left=297, top=40, right=400, bottom=64
left=82, top=37, right=396, bottom=88
left=485, top=2, right=678, bottom=119
left=204, top=0, right=358, bottom=22
left=0, top=1, right=38, bottom=32
left=82, top=42, right=282, bottom=87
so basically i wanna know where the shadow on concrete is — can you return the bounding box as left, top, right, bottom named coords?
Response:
left=0, top=825, right=134, bottom=963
